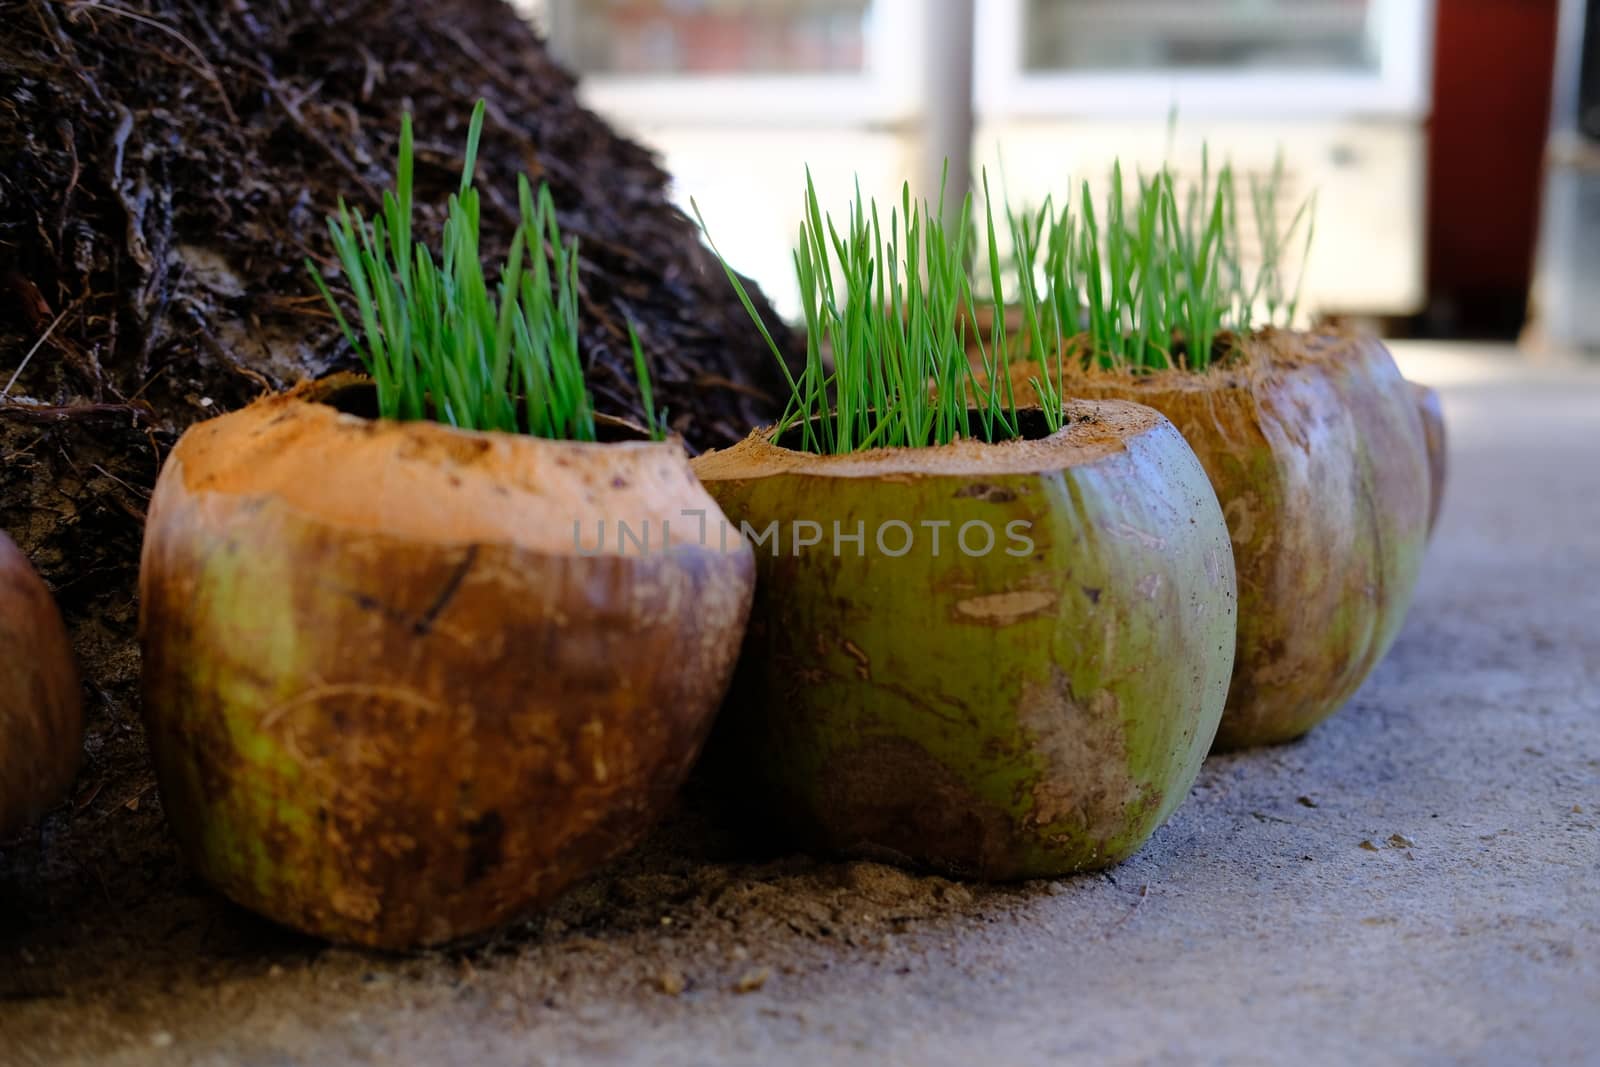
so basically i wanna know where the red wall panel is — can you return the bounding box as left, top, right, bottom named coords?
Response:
left=1426, top=0, right=1561, bottom=335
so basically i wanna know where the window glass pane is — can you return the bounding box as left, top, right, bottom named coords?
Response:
left=1023, top=0, right=1379, bottom=73
left=544, top=0, right=872, bottom=75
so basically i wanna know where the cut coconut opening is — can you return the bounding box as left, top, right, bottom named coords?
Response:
left=1006, top=328, right=1369, bottom=398
left=695, top=399, right=1168, bottom=482
left=306, top=378, right=655, bottom=444
left=317, top=378, right=382, bottom=419
left=770, top=406, right=1069, bottom=452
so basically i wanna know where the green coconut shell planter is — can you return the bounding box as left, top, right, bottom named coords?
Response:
left=139, top=377, right=754, bottom=947
left=693, top=402, right=1237, bottom=878
left=0, top=531, right=83, bottom=837
left=1021, top=330, right=1430, bottom=750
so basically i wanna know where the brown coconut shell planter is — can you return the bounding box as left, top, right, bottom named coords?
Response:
left=1019, top=330, right=1431, bottom=750
left=139, top=378, right=755, bottom=948
left=0, top=532, right=83, bottom=837
left=693, top=401, right=1237, bottom=879
left=1412, top=382, right=1448, bottom=539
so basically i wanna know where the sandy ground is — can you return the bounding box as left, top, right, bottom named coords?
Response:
left=2, top=342, right=1597, bottom=1066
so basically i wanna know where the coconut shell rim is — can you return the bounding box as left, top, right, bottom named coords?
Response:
left=285, top=372, right=682, bottom=455
left=1042, top=326, right=1374, bottom=394
left=691, top=398, right=1173, bottom=482
left=157, top=383, right=744, bottom=559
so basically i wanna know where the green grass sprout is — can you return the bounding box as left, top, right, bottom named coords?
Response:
left=695, top=166, right=1057, bottom=457
left=699, top=148, right=1314, bottom=449
left=629, top=323, right=667, bottom=441
left=308, top=101, right=660, bottom=442
left=1004, top=149, right=1315, bottom=372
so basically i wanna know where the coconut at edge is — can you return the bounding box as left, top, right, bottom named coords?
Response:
left=0, top=531, right=82, bottom=837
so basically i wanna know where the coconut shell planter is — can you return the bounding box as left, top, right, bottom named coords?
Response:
left=0, top=532, right=83, bottom=838
left=1043, top=330, right=1431, bottom=750
left=137, top=105, right=754, bottom=948
left=694, top=403, right=1235, bottom=877
left=1412, top=382, right=1448, bottom=539
left=140, top=380, right=752, bottom=948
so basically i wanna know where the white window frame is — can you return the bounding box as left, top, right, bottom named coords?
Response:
left=974, top=0, right=1434, bottom=120
left=520, top=0, right=928, bottom=128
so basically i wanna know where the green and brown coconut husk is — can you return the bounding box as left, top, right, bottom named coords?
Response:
left=139, top=378, right=755, bottom=948
left=1006, top=330, right=1429, bottom=749
left=693, top=400, right=1236, bottom=878
left=1411, top=382, right=1447, bottom=539
left=0, top=531, right=82, bottom=837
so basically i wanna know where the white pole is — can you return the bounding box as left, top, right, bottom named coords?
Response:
left=923, top=0, right=977, bottom=226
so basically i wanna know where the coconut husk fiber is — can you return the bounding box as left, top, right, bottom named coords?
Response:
left=0, top=0, right=795, bottom=935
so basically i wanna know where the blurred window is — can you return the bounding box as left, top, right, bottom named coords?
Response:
left=1021, top=0, right=1379, bottom=74
left=545, top=0, right=872, bottom=76
left=521, top=0, right=920, bottom=318
left=1582, top=0, right=1600, bottom=140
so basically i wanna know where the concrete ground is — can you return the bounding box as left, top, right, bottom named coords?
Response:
left=3, top=343, right=1597, bottom=1066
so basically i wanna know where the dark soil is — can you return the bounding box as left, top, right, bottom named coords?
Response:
left=0, top=0, right=795, bottom=962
